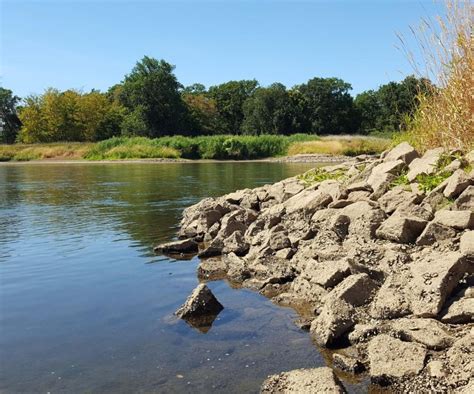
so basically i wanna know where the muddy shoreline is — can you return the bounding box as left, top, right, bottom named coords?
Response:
left=156, top=143, right=474, bottom=393
left=0, top=153, right=349, bottom=165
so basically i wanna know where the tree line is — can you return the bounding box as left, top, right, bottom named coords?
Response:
left=0, top=56, right=432, bottom=144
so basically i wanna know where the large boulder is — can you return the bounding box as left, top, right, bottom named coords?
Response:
left=175, top=284, right=224, bottom=318
left=310, top=298, right=355, bottom=346
left=261, top=367, right=346, bottom=393
left=383, top=142, right=419, bottom=165
left=305, top=259, right=351, bottom=289
left=445, top=334, right=474, bottom=387
left=441, top=296, right=474, bottom=324
left=378, top=189, right=422, bottom=214
left=460, top=231, right=474, bottom=256
left=433, top=209, right=474, bottom=230
left=197, top=258, right=228, bottom=280
left=324, top=273, right=378, bottom=307
left=407, top=148, right=444, bottom=182
left=284, top=188, right=332, bottom=215
left=370, top=273, right=412, bottom=319
left=154, top=239, right=198, bottom=254
left=368, top=335, right=427, bottom=383
left=444, top=169, right=473, bottom=199
left=376, top=215, right=427, bottom=244
left=416, top=222, right=457, bottom=246
left=390, top=318, right=454, bottom=350
left=454, top=185, right=474, bottom=211
left=409, top=251, right=468, bottom=317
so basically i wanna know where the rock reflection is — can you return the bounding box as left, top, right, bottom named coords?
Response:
left=181, top=312, right=221, bottom=334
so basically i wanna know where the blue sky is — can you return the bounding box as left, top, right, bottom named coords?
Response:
left=1, top=0, right=442, bottom=97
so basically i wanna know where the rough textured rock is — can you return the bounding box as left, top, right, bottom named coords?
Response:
left=390, top=317, right=454, bottom=349
left=409, top=251, right=468, bottom=317
left=433, top=209, right=474, bottom=230
left=175, top=284, right=223, bottom=318
left=376, top=215, right=427, bottom=244
left=306, top=259, right=351, bottom=289
left=261, top=367, right=345, bottom=393
left=441, top=288, right=474, bottom=324
left=333, top=353, right=365, bottom=374
left=407, top=148, right=444, bottom=182
left=454, top=185, right=474, bottom=210
left=368, top=335, right=427, bottom=383
left=460, top=231, right=474, bottom=256
left=310, top=298, right=355, bottom=346
left=444, top=169, right=472, bottom=198
left=348, top=324, right=379, bottom=344
left=416, top=222, right=457, bottom=246
left=284, top=188, right=332, bottom=215
left=154, top=239, right=198, bottom=254
left=378, top=188, right=422, bottom=214
left=324, top=273, right=378, bottom=307
left=383, top=142, right=419, bottom=165
left=445, top=334, right=474, bottom=387
left=197, top=258, right=228, bottom=280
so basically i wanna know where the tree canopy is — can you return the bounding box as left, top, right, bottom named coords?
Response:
left=6, top=56, right=431, bottom=143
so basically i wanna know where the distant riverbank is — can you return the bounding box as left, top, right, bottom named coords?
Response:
left=0, top=134, right=390, bottom=163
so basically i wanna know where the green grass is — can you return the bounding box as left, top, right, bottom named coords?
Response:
left=85, top=134, right=320, bottom=161
left=415, top=171, right=452, bottom=193
left=297, top=167, right=347, bottom=187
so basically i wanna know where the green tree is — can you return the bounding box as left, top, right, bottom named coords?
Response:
left=18, top=89, right=124, bottom=142
left=208, top=80, right=259, bottom=133
left=120, top=56, right=190, bottom=136
left=182, top=93, right=220, bottom=134
left=0, top=88, right=22, bottom=143
left=242, top=83, right=294, bottom=135
left=294, top=77, right=356, bottom=134
left=355, top=75, right=433, bottom=133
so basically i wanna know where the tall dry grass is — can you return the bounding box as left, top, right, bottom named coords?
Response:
left=397, top=0, right=473, bottom=151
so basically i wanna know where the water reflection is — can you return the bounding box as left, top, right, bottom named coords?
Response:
left=0, top=162, right=327, bottom=393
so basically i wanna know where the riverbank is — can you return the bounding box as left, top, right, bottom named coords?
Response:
left=155, top=142, right=474, bottom=392
left=0, top=135, right=390, bottom=162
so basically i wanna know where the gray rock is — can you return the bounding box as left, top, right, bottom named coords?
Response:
left=223, top=231, right=249, bottom=255
left=407, top=148, right=444, bottom=182
left=441, top=289, right=474, bottom=324
left=384, top=142, right=419, bottom=165
left=454, top=185, right=474, bottom=211
left=416, top=222, right=457, bottom=246
left=460, top=231, right=474, bottom=256
left=261, top=366, right=346, bottom=393
left=307, top=259, right=351, bottom=289
left=433, top=209, right=474, bottom=230
left=284, top=189, right=332, bottom=215
left=390, top=317, right=454, bottom=349
left=175, top=284, right=224, bottom=318
left=444, top=169, right=472, bottom=198
left=376, top=215, right=427, bottom=244
left=197, top=258, right=228, bottom=280
left=310, top=298, right=355, bottom=346
left=378, top=189, right=422, bottom=214
left=348, top=324, right=379, bottom=344
left=333, top=353, right=365, bottom=374
left=370, top=273, right=412, bottom=319
left=409, top=251, right=468, bottom=317
left=269, top=231, right=291, bottom=251
left=368, top=335, right=427, bottom=383
left=154, top=239, right=198, bottom=254
left=324, top=273, right=378, bottom=307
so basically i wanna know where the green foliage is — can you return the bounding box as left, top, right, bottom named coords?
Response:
left=354, top=76, right=432, bottom=134
left=208, top=80, right=259, bottom=133
left=294, top=77, right=357, bottom=134
left=390, top=171, right=410, bottom=189
left=18, top=89, right=124, bottom=143
left=415, top=171, right=452, bottom=193
left=119, top=56, right=190, bottom=137
left=85, top=134, right=320, bottom=161
left=0, top=87, right=22, bottom=143
left=297, top=167, right=346, bottom=187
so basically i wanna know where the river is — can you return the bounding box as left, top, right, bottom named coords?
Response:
left=0, top=162, right=337, bottom=393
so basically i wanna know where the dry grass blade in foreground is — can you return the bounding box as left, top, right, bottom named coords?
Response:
left=397, top=0, right=473, bottom=151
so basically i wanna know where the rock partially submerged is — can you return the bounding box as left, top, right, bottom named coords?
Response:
left=175, top=283, right=223, bottom=320
left=156, top=142, right=474, bottom=392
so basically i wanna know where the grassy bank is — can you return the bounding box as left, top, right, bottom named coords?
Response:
left=0, top=134, right=391, bottom=162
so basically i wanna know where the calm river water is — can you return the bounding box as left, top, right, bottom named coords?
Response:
left=0, top=162, right=334, bottom=393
